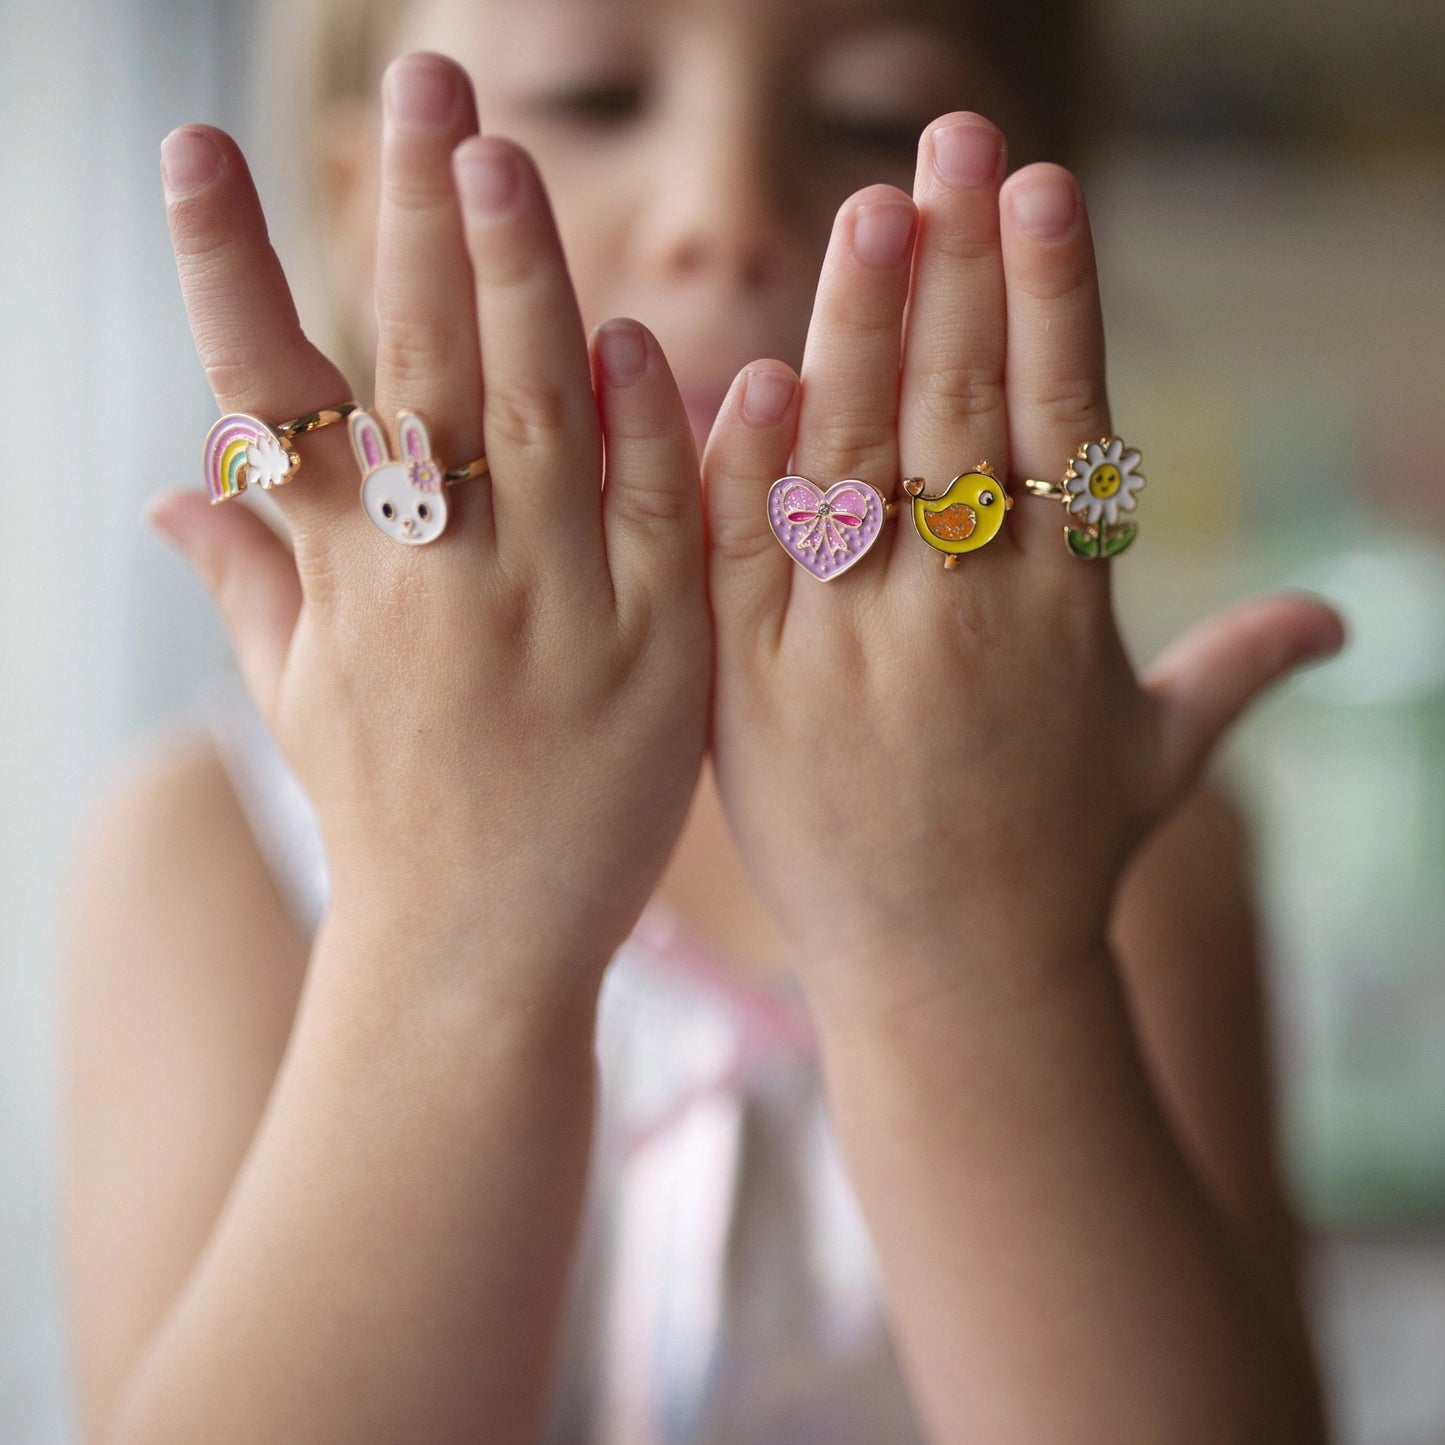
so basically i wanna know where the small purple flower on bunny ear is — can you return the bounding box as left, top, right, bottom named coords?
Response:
left=408, top=458, right=444, bottom=492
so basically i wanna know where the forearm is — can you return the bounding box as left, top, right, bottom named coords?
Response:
left=107, top=905, right=602, bottom=1445
left=810, top=942, right=1326, bottom=1445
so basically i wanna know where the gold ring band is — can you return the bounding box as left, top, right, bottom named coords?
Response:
left=1023, top=476, right=1064, bottom=498
left=275, top=402, right=361, bottom=440
left=443, top=456, right=490, bottom=486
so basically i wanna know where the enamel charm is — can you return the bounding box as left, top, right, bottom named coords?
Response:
left=767, top=476, right=888, bottom=580
left=350, top=408, right=453, bottom=545
left=904, top=462, right=1012, bottom=569
left=1025, top=437, right=1145, bottom=559
left=203, top=414, right=301, bottom=503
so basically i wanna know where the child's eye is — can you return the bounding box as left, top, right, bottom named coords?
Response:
left=533, top=82, right=646, bottom=126
left=815, top=112, right=924, bottom=157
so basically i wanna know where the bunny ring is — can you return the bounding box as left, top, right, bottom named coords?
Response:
left=203, top=402, right=360, bottom=504
left=348, top=408, right=489, bottom=545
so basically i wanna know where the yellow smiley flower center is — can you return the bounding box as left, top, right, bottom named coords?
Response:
left=1088, top=463, right=1122, bottom=499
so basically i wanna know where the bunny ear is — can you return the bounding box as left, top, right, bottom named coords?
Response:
left=349, top=409, right=389, bottom=472
left=396, top=411, right=433, bottom=463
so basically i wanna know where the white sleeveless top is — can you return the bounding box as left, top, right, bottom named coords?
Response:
left=202, top=672, right=926, bottom=1444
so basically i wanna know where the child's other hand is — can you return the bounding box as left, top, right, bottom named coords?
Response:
left=149, top=56, right=709, bottom=987
left=703, top=115, right=1342, bottom=1016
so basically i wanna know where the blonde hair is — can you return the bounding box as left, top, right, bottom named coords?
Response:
left=255, top=0, right=411, bottom=385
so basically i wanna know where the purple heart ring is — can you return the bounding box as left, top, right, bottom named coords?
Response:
left=766, top=476, right=888, bottom=581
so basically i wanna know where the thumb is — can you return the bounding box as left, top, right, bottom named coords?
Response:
left=1144, top=590, right=1346, bottom=796
left=143, top=489, right=302, bottom=717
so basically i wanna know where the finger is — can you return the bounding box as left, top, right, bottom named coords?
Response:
left=162, top=126, right=355, bottom=535
left=792, top=186, right=915, bottom=527
left=373, top=54, right=491, bottom=543
left=703, top=362, right=802, bottom=648
left=591, top=320, right=704, bottom=615
left=892, top=114, right=1010, bottom=584
left=453, top=136, right=604, bottom=574
left=1000, top=163, right=1113, bottom=568
left=1145, top=592, right=1346, bottom=799
left=142, top=490, right=302, bottom=721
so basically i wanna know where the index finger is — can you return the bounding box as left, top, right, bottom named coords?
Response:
left=163, top=124, right=356, bottom=537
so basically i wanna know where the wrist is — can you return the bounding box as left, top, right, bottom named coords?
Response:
left=311, top=895, right=612, bottom=1049
left=796, top=923, right=1120, bottom=1042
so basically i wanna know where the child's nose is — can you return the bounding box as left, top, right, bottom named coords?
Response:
left=634, top=118, right=798, bottom=293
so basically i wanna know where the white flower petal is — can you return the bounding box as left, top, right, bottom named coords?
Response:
left=1104, top=437, right=1124, bottom=464
left=1120, top=449, right=1141, bottom=473
left=1084, top=441, right=1105, bottom=467
left=1067, top=491, right=1090, bottom=515
left=1065, top=474, right=1088, bottom=494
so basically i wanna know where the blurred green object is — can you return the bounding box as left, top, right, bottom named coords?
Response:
left=1250, top=538, right=1445, bottom=1224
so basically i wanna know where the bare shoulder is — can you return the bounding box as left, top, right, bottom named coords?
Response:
left=62, top=727, right=310, bottom=1438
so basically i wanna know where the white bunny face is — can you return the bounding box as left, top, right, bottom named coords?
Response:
left=350, top=409, right=451, bottom=545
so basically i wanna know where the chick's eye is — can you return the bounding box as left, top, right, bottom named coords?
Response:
left=979, top=490, right=995, bottom=506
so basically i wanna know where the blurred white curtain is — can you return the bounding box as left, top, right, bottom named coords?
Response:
left=0, top=0, right=244, bottom=1437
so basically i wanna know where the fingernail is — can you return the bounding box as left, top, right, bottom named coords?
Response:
left=1010, top=175, right=1079, bottom=239
left=160, top=127, right=222, bottom=199
left=598, top=321, right=647, bottom=382
left=455, top=141, right=519, bottom=217
left=932, top=121, right=1002, bottom=187
left=1304, top=614, right=1348, bottom=660
left=740, top=368, right=795, bottom=427
left=140, top=495, right=185, bottom=551
left=384, top=56, right=456, bottom=130
left=852, top=202, right=915, bottom=269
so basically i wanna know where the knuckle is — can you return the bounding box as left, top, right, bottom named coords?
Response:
left=928, top=224, right=1000, bottom=268
left=376, top=315, right=468, bottom=388
left=197, top=345, right=270, bottom=407
left=612, top=479, right=686, bottom=533
left=484, top=378, right=578, bottom=455
left=382, top=169, right=455, bottom=217
left=1030, top=375, right=1109, bottom=435
left=469, top=238, right=541, bottom=290
left=1017, top=260, right=1094, bottom=307
left=914, top=360, right=1005, bottom=427
left=802, top=415, right=894, bottom=474
left=829, top=288, right=906, bottom=339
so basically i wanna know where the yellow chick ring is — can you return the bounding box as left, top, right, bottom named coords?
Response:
left=903, top=461, right=1013, bottom=570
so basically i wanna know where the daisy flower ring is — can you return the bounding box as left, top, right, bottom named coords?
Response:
left=1023, top=437, right=1146, bottom=560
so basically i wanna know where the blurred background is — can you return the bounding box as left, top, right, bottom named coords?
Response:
left=2, top=0, right=1442, bottom=1440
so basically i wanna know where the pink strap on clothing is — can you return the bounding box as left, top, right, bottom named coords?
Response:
left=620, top=906, right=818, bottom=1160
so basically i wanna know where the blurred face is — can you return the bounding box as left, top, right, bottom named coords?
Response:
left=364, top=0, right=1015, bottom=443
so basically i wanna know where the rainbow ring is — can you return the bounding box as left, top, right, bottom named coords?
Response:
left=203, top=403, right=360, bottom=505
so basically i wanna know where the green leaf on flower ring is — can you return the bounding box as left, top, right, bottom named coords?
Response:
left=1103, top=526, right=1137, bottom=557
left=1066, top=528, right=1099, bottom=559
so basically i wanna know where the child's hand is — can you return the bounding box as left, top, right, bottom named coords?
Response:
left=702, top=114, right=1342, bottom=1016
left=149, top=56, right=709, bottom=986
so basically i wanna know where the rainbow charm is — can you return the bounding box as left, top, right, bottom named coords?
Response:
left=203, top=413, right=300, bottom=504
